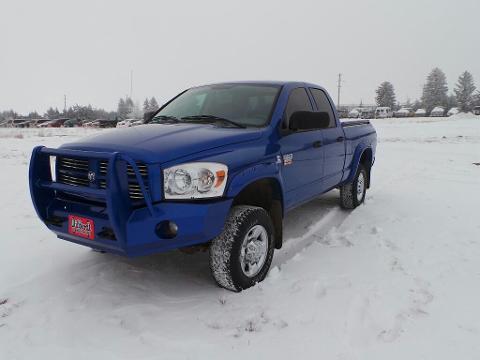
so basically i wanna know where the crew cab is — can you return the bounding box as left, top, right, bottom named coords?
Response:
left=29, top=82, right=377, bottom=291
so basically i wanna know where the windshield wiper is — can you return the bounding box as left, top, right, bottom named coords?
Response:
left=181, top=115, right=246, bottom=128
left=150, top=115, right=181, bottom=124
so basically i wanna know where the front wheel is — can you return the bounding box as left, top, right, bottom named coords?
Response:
left=340, top=164, right=368, bottom=209
left=209, top=206, right=275, bottom=292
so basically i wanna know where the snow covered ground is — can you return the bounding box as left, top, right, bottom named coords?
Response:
left=1, top=116, right=479, bottom=359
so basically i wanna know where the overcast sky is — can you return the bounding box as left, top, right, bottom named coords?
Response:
left=1, top=0, right=478, bottom=114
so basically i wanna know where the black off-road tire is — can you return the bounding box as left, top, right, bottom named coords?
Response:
left=209, top=206, right=275, bottom=292
left=340, top=164, right=368, bottom=209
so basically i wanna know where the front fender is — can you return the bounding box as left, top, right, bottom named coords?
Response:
left=227, top=159, right=284, bottom=199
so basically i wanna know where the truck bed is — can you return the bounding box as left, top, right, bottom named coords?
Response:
left=340, top=119, right=371, bottom=127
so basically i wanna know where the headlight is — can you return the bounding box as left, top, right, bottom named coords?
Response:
left=163, top=162, right=228, bottom=199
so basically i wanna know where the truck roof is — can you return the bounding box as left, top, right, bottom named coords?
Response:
left=193, top=80, right=324, bottom=88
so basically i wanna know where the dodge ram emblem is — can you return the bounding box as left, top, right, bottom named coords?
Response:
left=87, top=171, right=96, bottom=183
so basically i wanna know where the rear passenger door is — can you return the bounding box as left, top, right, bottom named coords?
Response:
left=278, top=88, right=325, bottom=209
left=310, top=88, right=346, bottom=191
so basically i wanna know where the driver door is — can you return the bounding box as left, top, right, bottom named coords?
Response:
left=278, top=88, right=325, bottom=210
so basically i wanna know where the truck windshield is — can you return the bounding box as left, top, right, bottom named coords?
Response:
left=154, top=84, right=281, bottom=127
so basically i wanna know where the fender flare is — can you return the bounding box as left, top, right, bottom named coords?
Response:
left=345, top=145, right=373, bottom=184
left=226, top=161, right=285, bottom=249
left=227, top=161, right=284, bottom=202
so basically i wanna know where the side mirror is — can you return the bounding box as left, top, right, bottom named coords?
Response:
left=144, top=110, right=157, bottom=123
left=289, top=111, right=330, bottom=131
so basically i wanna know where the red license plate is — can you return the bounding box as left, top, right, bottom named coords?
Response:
left=68, top=215, right=95, bottom=240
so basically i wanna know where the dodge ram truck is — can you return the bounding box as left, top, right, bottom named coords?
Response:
left=29, top=81, right=377, bottom=291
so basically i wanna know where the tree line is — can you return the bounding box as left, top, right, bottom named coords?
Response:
left=0, top=96, right=160, bottom=122
left=2, top=70, right=479, bottom=122
left=375, top=68, right=479, bottom=113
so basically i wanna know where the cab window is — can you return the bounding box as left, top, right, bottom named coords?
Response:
left=283, top=88, right=313, bottom=129
left=310, top=88, right=336, bottom=127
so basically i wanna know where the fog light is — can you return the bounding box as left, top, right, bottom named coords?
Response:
left=156, top=221, right=178, bottom=239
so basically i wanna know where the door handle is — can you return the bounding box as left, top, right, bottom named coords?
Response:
left=313, top=140, right=322, bottom=148
left=336, top=136, right=345, bottom=142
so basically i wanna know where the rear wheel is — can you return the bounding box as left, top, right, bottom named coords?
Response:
left=209, top=206, right=275, bottom=292
left=340, top=164, right=368, bottom=209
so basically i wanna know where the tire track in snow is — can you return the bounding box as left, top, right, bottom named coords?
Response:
left=273, top=205, right=350, bottom=266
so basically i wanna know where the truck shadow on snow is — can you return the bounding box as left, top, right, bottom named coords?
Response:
left=81, top=190, right=348, bottom=295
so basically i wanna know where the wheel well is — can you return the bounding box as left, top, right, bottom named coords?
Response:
left=232, top=178, right=284, bottom=249
left=359, top=148, right=373, bottom=188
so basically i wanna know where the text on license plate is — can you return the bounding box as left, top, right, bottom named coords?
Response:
left=68, top=215, right=95, bottom=240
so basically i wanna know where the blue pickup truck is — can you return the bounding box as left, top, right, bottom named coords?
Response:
left=29, top=81, right=376, bottom=291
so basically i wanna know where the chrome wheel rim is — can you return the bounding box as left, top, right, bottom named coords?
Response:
left=239, top=225, right=268, bottom=278
left=356, top=172, right=365, bottom=202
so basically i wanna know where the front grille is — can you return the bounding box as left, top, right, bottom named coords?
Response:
left=98, top=161, right=149, bottom=200
left=57, top=157, right=150, bottom=201
left=57, top=158, right=89, bottom=187
left=99, top=161, right=148, bottom=177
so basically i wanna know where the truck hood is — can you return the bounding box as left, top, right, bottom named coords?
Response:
left=61, top=123, right=263, bottom=164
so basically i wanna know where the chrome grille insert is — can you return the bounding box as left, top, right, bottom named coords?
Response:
left=99, top=161, right=148, bottom=177
left=57, top=157, right=150, bottom=201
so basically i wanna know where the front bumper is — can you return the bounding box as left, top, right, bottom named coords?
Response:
left=29, top=146, right=232, bottom=256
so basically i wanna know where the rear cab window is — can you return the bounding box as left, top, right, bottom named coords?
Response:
left=309, top=88, right=336, bottom=128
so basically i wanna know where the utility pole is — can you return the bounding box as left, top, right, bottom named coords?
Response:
left=337, top=73, right=342, bottom=108
left=130, top=70, right=133, bottom=99
left=64, top=94, right=67, bottom=113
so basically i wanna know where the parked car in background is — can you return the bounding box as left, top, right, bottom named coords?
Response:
left=116, top=119, right=142, bottom=128
left=430, top=106, right=445, bottom=117
left=394, top=108, right=414, bottom=118
left=415, top=109, right=427, bottom=117
left=82, top=120, right=97, bottom=128
left=30, top=119, right=50, bottom=128
left=38, top=118, right=69, bottom=128
left=337, top=108, right=349, bottom=119
left=375, top=107, right=393, bottom=118
left=12, top=119, right=34, bottom=128
left=63, top=119, right=80, bottom=127
left=360, top=109, right=375, bottom=119
left=348, top=108, right=362, bottom=118
left=83, top=119, right=117, bottom=128
left=473, top=106, right=480, bottom=115
left=97, top=119, right=117, bottom=128
left=447, top=107, right=459, bottom=117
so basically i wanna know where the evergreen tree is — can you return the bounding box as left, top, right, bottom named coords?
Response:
left=474, top=91, right=480, bottom=107
left=149, top=97, right=159, bottom=111
left=403, top=98, right=413, bottom=110
left=454, top=71, right=476, bottom=112
left=447, top=94, right=458, bottom=110
left=422, top=68, right=448, bottom=113
left=375, top=81, right=396, bottom=108
left=127, top=102, right=143, bottom=119
left=412, top=99, right=423, bottom=111
left=143, top=98, right=150, bottom=112
left=117, top=98, right=129, bottom=120
left=27, top=111, right=41, bottom=119
left=0, top=110, right=17, bottom=121
left=45, top=107, right=61, bottom=119
left=125, top=97, right=135, bottom=116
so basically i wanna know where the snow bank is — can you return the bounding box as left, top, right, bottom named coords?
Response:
left=1, top=117, right=480, bottom=359
left=449, top=111, right=478, bottom=120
